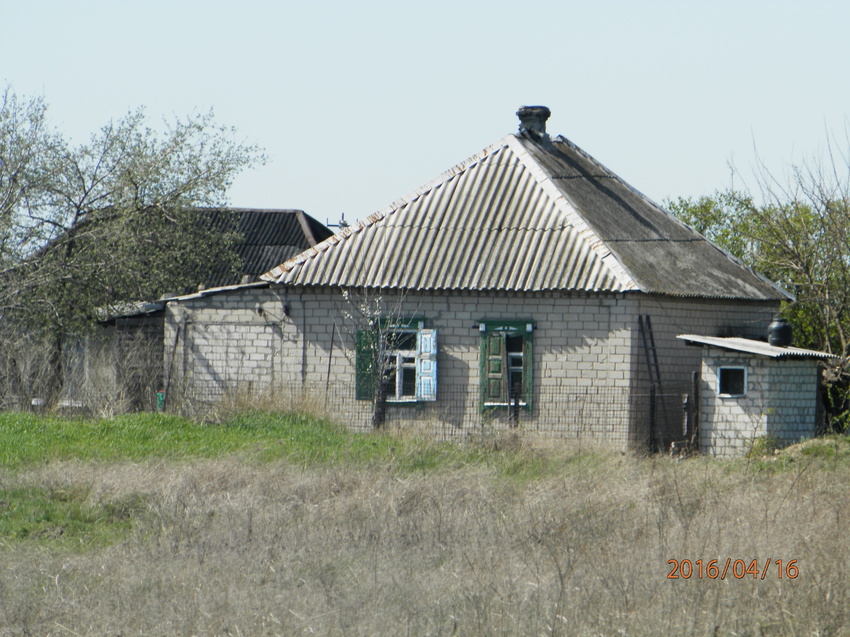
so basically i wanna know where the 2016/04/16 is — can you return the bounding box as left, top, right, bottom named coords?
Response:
left=667, top=559, right=799, bottom=580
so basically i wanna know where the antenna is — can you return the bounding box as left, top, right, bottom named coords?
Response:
left=326, top=213, right=349, bottom=229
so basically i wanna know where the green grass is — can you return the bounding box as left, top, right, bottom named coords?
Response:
left=743, top=433, right=850, bottom=473
left=0, top=410, right=577, bottom=549
left=0, top=410, right=377, bottom=468
left=0, top=484, right=141, bottom=549
left=0, top=410, right=589, bottom=478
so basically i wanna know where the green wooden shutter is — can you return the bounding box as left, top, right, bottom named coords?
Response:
left=522, top=329, right=533, bottom=412
left=355, top=329, right=377, bottom=401
left=481, top=332, right=506, bottom=408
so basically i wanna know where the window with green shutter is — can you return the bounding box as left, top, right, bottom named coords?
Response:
left=355, top=319, right=438, bottom=402
left=479, top=321, right=533, bottom=412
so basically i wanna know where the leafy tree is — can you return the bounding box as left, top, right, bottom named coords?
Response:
left=0, top=85, right=264, bottom=331
left=666, top=191, right=757, bottom=265
left=0, top=85, right=264, bottom=405
left=667, top=158, right=850, bottom=429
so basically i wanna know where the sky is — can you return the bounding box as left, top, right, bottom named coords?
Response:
left=4, top=1, right=850, bottom=227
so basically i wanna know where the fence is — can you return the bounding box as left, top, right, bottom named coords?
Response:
left=173, top=380, right=694, bottom=451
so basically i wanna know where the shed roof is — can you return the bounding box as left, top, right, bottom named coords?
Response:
left=263, top=112, right=790, bottom=301
left=677, top=334, right=838, bottom=360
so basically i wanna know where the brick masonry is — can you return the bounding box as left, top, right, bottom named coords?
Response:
left=698, top=347, right=820, bottom=457
left=164, top=285, right=780, bottom=453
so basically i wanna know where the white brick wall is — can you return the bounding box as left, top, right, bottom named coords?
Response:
left=165, top=286, right=780, bottom=452
left=699, top=348, right=820, bottom=457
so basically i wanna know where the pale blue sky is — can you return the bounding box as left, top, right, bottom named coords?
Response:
left=4, top=1, right=850, bottom=225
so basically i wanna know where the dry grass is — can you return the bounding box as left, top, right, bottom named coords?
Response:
left=1, top=443, right=848, bottom=636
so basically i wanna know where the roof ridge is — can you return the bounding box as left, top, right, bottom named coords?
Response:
left=505, top=135, right=640, bottom=291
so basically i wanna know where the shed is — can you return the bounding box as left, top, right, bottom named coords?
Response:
left=678, top=334, right=838, bottom=456
left=62, top=209, right=331, bottom=413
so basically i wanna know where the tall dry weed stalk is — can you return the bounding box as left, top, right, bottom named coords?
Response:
left=0, top=327, right=161, bottom=417
left=0, top=451, right=848, bottom=635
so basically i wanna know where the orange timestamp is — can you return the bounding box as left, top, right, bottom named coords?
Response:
left=667, top=559, right=799, bottom=580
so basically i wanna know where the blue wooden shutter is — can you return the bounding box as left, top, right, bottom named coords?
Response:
left=416, top=329, right=437, bottom=401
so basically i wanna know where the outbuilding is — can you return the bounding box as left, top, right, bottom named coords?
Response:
left=678, top=331, right=837, bottom=456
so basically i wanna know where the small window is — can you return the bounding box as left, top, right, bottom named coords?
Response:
left=355, top=320, right=437, bottom=403
left=718, top=366, right=747, bottom=396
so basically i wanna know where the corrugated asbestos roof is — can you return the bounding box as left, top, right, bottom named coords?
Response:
left=202, top=208, right=332, bottom=288
left=677, top=335, right=838, bottom=359
left=263, top=129, right=790, bottom=301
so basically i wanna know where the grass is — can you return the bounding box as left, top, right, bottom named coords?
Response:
left=0, top=410, right=587, bottom=478
left=0, top=411, right=582, bottom=552
left=1, top=410, right=849, bottom=635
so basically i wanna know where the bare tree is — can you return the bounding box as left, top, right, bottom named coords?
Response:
left=336, top=288, right=435, bottom=428
left=0, top=84, right=265, bottom=407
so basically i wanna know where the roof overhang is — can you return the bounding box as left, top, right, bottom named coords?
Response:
left=678, top=334, right=839, bottom=360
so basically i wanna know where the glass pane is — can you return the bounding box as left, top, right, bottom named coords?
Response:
left=387, top=331, right=416, bottom=351
left=719, top=368, right=746, bottom=395
left=401, top=367, right=416, bottom=396
left=505, top=335, right=523, bottom=353
left=383, top=356, right=398, bottom=396
left=509, top=370, right=523, bottom=399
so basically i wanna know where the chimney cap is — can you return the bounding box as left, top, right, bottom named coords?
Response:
left=516, top=105, right=551, bottom=137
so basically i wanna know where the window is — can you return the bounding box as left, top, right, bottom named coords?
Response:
left=355, top=319, right=437, bottom=402
left=718, top=366, right=747, bottom=397
left=479, top=321, right=533, bottom=411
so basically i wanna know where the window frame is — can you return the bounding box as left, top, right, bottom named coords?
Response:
left=355, top=318, right=437, bottom=403
left=717, top=365, right=748, bottom=397
left=382, top=328, right=419, bottom=402
left=479, top=320, right=534, bottom=412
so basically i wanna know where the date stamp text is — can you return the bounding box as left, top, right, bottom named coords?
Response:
left=667, top=559, right=798, bottom=580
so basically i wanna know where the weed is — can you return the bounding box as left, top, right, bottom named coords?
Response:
left=0, top=413, right=849, bottom=635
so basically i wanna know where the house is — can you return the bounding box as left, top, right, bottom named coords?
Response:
left=62, top=209, right=332, bottom=413
left=163, top=107, right=792, bottom=451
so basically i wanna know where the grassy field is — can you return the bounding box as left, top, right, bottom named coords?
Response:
left=0, top=411, right=849, bottom=636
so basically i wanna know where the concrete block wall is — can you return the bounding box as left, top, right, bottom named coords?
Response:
left=166, top=286, right=641, bottom=446
left=699, top=349, right=819, bottom=457
left=633, top=296, right=779, bottom=449
left=765, top=361, right=820, bottom=442
left=164, top=286, right=781, bottom=453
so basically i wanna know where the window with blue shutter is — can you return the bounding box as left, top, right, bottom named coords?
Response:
left=417, top=329, right=437, bottom=401
left=355, top=319, right=438, bottom=402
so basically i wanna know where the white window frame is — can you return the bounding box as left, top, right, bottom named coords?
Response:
left=379, top=322, right=437, bottom=403
left=718, top=366, right=748, bottom=397
left=382, top=328, right=419, bottom=402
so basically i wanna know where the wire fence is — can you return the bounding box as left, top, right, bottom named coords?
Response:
left=173, top=380, right=694, bottom=450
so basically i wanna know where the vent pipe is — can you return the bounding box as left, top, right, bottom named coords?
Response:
left=517, top=105, right=551, bottom=138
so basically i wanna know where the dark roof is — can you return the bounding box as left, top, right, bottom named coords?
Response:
left=264, top=127, right=789, bottom=301
left=202, top=208, right=332, bottom=288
